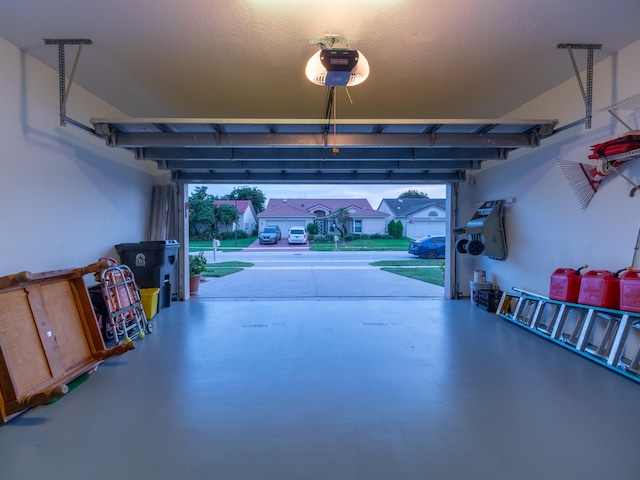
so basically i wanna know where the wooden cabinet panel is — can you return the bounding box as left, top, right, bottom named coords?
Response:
left=0, top=261, right=135, bottom=423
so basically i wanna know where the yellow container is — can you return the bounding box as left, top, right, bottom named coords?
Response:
left=139, top=288, right=159, bottom=320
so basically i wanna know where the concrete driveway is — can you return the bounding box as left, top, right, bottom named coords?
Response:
left=194, top=250, right=444, bottom=299
left=244, top=238, right=310, bottom=252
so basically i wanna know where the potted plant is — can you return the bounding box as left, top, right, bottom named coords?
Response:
left=189, top=252, right=208, bottom=294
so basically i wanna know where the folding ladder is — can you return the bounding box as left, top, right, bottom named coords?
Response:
left=497, top=289, right=640, bottom=382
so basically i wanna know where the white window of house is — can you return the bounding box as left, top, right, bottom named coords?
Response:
left=354, top=219, right=362, bottom=233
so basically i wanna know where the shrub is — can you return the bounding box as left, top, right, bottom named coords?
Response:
left=386, top=220, right=403, bottom=239
left=312, top=234, right=333, bottom=243
left=387, top=220, right=396, bottom=237
left=219, top=230, right=248, bottom=240
left=306, top=223, right=318, bottom=235
left=394, top=221, right=403, bottom=239
left=343, top=234, right=354, bottom=242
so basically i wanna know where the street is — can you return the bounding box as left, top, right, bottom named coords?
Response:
left=194, top=248, right=444, bottom=298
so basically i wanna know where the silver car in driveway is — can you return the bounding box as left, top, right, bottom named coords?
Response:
left=259, top=226, right=281, bottom=244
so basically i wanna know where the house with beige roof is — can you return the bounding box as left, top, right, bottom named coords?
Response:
left=258, top=199, right=388, bottom=235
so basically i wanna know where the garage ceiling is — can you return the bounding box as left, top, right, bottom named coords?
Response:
left=2, top=1, right=640, bottom=183
left=90, top=117, right=557, bottom=183
left=3, top=0, right=640, bottom=119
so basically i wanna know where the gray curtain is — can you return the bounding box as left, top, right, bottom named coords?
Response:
left=148, top=185, right=177, bottom=240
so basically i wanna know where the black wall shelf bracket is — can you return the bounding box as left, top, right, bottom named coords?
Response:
left=557, top=43, right=603, bottom=129
left=44, top=39, right=93, bottom=126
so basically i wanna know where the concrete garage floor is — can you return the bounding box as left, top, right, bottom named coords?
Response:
left=1, top=262, right=640, bottom=479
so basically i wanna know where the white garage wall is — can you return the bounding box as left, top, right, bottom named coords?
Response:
left=457, top=39, right=640, bottom=297
left=0, top=36, right=165, bottom=277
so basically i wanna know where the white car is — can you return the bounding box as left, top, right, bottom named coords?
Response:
left=288, top=226, right=308, bottom=244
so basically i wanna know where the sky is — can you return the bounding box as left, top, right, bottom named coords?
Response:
left=189, top=183, right=447, bottom=208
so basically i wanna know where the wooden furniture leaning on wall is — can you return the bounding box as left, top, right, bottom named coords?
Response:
left=0, top=260, right=135, bottom=423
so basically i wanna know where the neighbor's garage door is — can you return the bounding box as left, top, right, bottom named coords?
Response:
left=406, top=220, right=444, bottom=239
left=267, top=220, right=301, bottom=233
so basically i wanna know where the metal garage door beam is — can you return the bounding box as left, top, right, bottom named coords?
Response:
left=137, top=147, right=507, bottom=161
left=171, top=170, right=466, bottom=184
left=107, top=131, right=543, bottom=148
left=155, top=159, right=482, bottom=171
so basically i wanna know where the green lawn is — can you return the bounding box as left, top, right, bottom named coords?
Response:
left=370, top=259, right=442, bottom=267
left=190, top=238, right=257, bottom=252
left=309, top=237, right=412, bottom=251
left=202, top=261, right=254, bottom=278
left=371, top=259, right=445, bottom=287
left=379, top=267, right=444, bottom=286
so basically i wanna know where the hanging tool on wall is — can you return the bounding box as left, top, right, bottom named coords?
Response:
left=558, top=130, right=640, bottom=208
left=453, top=199, right=508, bottom=261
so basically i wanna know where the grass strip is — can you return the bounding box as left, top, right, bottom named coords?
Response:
left=370, top=259, right=441, bottom=267
left=202, top=261, right=254, bottom=278
left=380, top=267, right=444, bottom=287
left=310, top=238, right=411, bottom=252
left=190, top=238, right=257, bottom=252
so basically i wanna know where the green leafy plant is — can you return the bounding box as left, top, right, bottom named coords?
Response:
left=189, top=252, right=208, bottom=276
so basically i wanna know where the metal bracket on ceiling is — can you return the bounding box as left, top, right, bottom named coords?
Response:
left=557, top=43, right=602, bottom=129
left=44, top=39, right=93, bottom=127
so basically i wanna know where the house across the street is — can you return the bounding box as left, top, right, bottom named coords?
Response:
left=257, top=198, right=388, bottom=235
left=214, top=200, right=257, bottom=234
left=377, top=198, right=446, bottom=239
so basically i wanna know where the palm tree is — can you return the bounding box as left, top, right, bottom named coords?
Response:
left=329, top=207, right=351, bottom=235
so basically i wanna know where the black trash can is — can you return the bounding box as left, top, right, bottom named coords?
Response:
left=115, top=240, right=179, bottom=310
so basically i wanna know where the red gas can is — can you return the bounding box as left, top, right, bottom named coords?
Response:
left=577, top=270, right=620, bottom=309
left=549, top=266, right=587, bottom=302
left=620, top=270, right=640, bottom=313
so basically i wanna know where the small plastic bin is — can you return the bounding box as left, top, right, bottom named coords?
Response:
left=470, top=280, right=492, bottom=303
left=475, top=289, right=503, bottom=313
left=139, top=288, right=160, bottom=320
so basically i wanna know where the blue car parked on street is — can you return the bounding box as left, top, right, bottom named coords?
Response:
left=408, top=235, right=446, bottom=259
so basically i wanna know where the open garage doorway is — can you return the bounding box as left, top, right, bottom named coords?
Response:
left=178, top=182, right=457, bottom=301
left=93, top=117, right=555, bottom=303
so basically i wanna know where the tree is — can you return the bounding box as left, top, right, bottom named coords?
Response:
left=329, top=207, right=351, bottom=235
left=393, top=220, right=403, bottom=239
left=216, top=203, right=240, bottom=232
left=387, top=219, right=396, bottom=237
left=223, top=186, right=266, bottom=213
left=188, top=186, right=216, bottom=239
left=398, top=189, right=430, bottom=199
left=387, top=219, right=403, bottom=239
